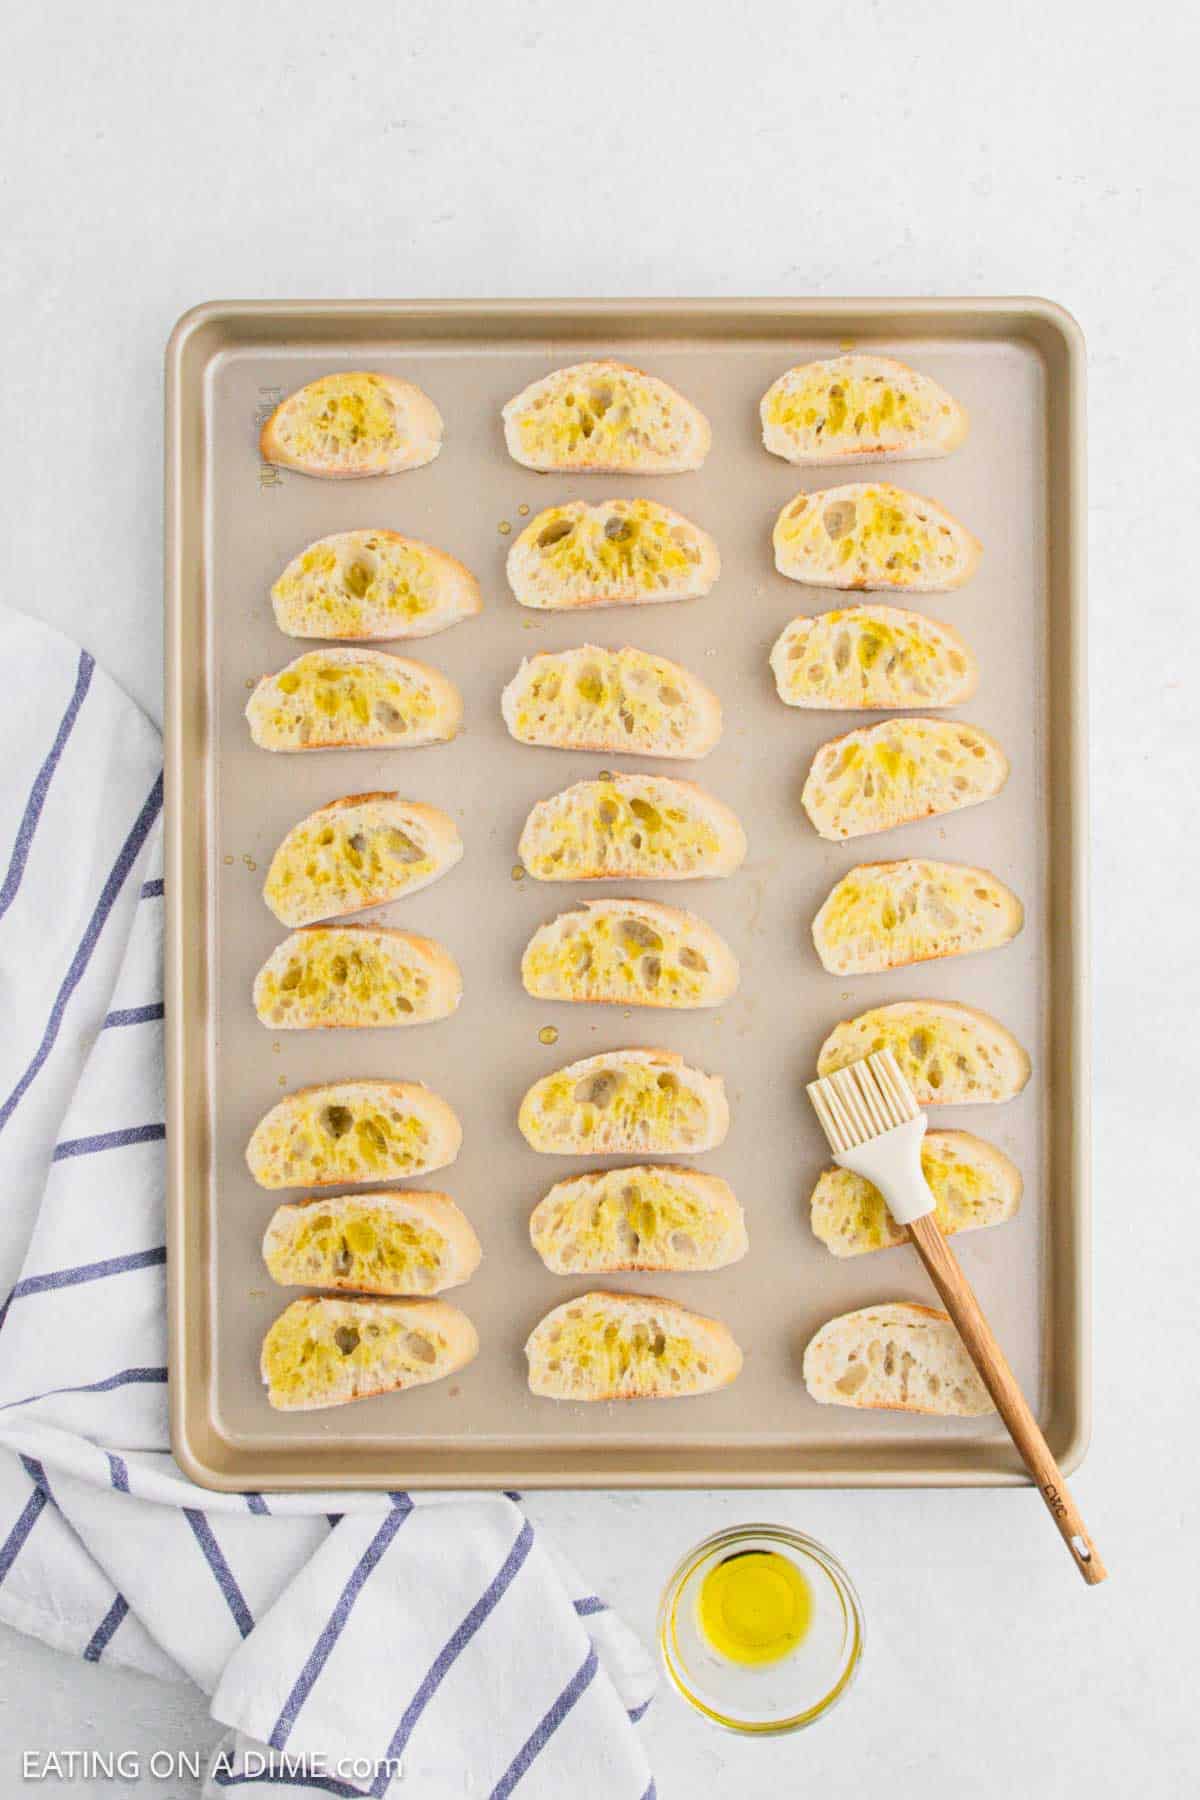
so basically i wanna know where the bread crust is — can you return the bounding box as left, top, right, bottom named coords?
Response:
left=761, top=354, right=968, bottom=466
left=263, top=1189, right=481, bottom=1295
left=246, top=1079, right=462, bottom=1190
left=525, top=1290, right=742, bottom=1400
left=802, top=1301, right=993, bottom=1416
left=506, top=499, right=719, bottom=609
left=812, top=859, right=1023, bottom=975
left=521, top=898, right=738, bottom=1009
left=262, top=1295, right=477, bottom=1410
left=501, top=646, right=722, bottom=760
left=810, top=1129, right=1022, bottom=1257
left=271, top=529, right=481, bottom=640
left=770, top=604, right=978, bottom=710
left=262, top=792, right=462, bottom=928
left=260, top=373, right=443, bottom=479
left=246, top=649, right=462, bottom=753
left=252, top=924, right=462, bottom=1029
left=530, top=1165, right=747, bottom=1273
left=773, top=483, right=981, bottom=593
left=817, top=999, right=1032, bottom=1104
left=502, top=361, right=711, bottom=473
left=801, top=717, right=1009, bottom=841
left=518, top=1047, right=729, bottom=1155
left=519, top=774, right=746, bottom=882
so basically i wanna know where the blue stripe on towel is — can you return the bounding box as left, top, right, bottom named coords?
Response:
left=6, top=1246, right=166, bottom=1305
left=83, top=1593, right=129, bottom=1662
left=573, top=1595, right=607, bottom=1617
left=0, top=771, right=163, bottom=1136
left=139, top=877, right=164, bottom=899
left=372, top=1517, right=535, bottom=1790
left=269, top=1498, right=413, bottom=1750
left=245, top=1492, right=270, bottom=1515
left=53, top=1123, right=165, bottom=1161
left=103, top=1002, right=165, bottom=1028
left=0, top=1485, right=47, bottom=1586
left=107, top=1453, right=130, bottom=1492
left=628, top=1698, right=652, bottom=1724
left=0, top=1365, right=168, bottom=1413
left=0, top=649, right=94, bottom=927
left=183, top=1510, right=254, bottom=1638
left=488, top=1642, right=600, bottom=1800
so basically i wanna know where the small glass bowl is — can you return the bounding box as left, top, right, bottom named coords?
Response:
left=657, top=1524, right=865, bottom=1735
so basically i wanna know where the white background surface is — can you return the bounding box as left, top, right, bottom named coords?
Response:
left=1, top=1, right=1196, bottom=1794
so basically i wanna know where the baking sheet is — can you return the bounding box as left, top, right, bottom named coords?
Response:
left=165, top=299, right=1088, bottom=1489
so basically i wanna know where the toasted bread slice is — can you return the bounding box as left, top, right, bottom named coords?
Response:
left=803, top=1302, right=993, bottom=1416
left=817, top=1000, right=1031, bottom=1105
left=530, top=1166, right=747, bottom=1274
left=802, top=718, right=1009, bottom=841
left=246, top=649, right=461, bottom=752
left=259, top=372, right=442, bottom=479
left=761, top=355, right=968, bottom=466
left=506, top=499, right=718, bottom=610
left=526, top=1291, right=741, bottom=1400
left=263, top=793, right=462, bottom=929
left=519, top=1048, right=728, bottom=1155
left=770, top=604, right=977, bottom=710
left=263, top=1190, right=481, bottom=1296
left=262, top=1295, right=476, bottom=1411
left=271, top=530, right=480, bottom=641
left=522, top=899, right=738, bottom=1009
left=773, top=484, right=981, bottom=592
left=810, top=1130, right=1022, bottom=1257
left=519, top=774, right=746, bottom=882
left=502, top=361, right=711, bottom=473
left=253, top=926, right=461, bottom=1030
left=812, top=859, right=1023, bottom=975
left=502, top=646, right=721, bottom=760
left=246, top=1079, right=461, bottom=1190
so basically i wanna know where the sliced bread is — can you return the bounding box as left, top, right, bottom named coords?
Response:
left=812, top=859, right=1023, bottom=975
left=810, top=1129, right=1022, bottom=1257
left=246, top=649, right=461, bottom=752
left=521, top=898, right=738, bottom=1009
left=501, top=645, right=722, bottom=759
left=271, top=530, right=480, bottom=640
left=259, top=372, right=442, bottom=478
left=530, top=1165, right=747, bottom=1274
left=263, top=1190, right=481, bottom=1296
left=525, top=1291, right=741, bottom=1400
left=801, top=717, right=1009, bottom=841
left=263, top=792, right=462, bottom=929
left=252, top=925, right=461, bottom=1030
left=518, top=1048, right=729, bottom=1155
left=770, top=604, right=977, bottom=710
left=246, top=1079, right=461, bottom=1190
left=262, top=1295, right=477, bottom=1411
left=773, top=483, right=981, bottom=592
left=761, top=354, right=968, bottom=466
left=506, top=499, right=718, bottom=609
left=817, top=1000, right=1031, bottom=1104
left=519, top=774, right=746, bottom=882
left=803, top=1302, right=994, bottom=1416
left=502, top=360, right=711, bottom=473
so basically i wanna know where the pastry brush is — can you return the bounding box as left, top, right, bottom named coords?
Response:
left=807, top=1049, right=1106, bottom=1586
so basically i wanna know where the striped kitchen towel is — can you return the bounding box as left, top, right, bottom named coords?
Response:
left=0, top=606, right=656, bottom=1800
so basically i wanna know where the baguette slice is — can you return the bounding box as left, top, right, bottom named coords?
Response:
left=519, top=774, right=746, bottom=882
left=521, top=899, right=738, bottom=1009
left=271, top=530, right=480, bottom=640
left=262, top=1296, right=476, bottom=1411
left=761, top=354, right=968, bottom=466
left=252, top=925, right=461, bottom=1030
left=246, top=649, right=461, bottom=752
left=263, top=1190, right=481, bottom=1295
left=773, top=484, right=981, bottom=592
left=519, top=1048, right=728, bottom=1155
left=802, top=718, right=1009, bottom=841
left=812, top=859, right=1023, bottom=975
left=506, top=499, right=718, bottom=610
left=770, top=605, right=977, bottom=710
left=503, top=361, right=711, bottom=473
left=246, top=1079, right=461, bottom=1190
left=263, top=793, right=462, bottom=929
left=530, top=1166, right=747, bottom=1273
left=502, top=646, right=722, bottom=760
left=259, top=372, right=442, bottom=478
left=817, top=1000, right=1031, bottom=1105
left=810, top=1130, right=1022, bottom=1257
left=526, top=1291, right=741, bottom=1400
left=803, top=1302, right=994, bottom=1416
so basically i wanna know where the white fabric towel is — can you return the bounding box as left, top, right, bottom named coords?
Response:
left=0, top=606, right=656, bottom=1800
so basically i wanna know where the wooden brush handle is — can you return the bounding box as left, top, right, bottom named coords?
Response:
left=906, top=1215, right=1107, bottom=1586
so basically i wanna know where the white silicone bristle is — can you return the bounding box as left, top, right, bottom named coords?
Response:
left=807, top=1049, right=920, bottom=1154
